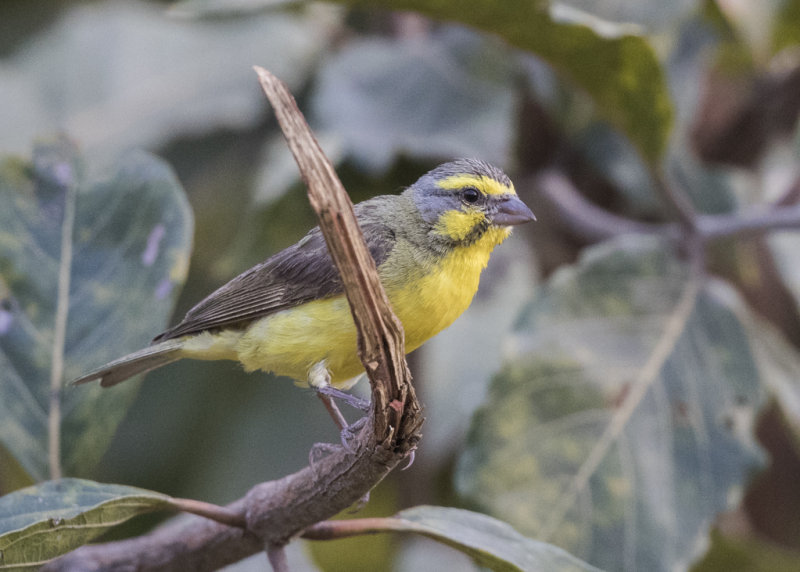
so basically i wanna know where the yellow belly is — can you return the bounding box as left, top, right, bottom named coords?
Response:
left=185, top=228, right=509, bottom=388
left=238, top=296, right=362, bottom=386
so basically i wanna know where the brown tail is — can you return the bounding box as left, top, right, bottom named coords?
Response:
left=71, top=340, right=183, bottom=387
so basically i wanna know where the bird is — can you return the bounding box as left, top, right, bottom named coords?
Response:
left=72, top=159, right=534, bottom=423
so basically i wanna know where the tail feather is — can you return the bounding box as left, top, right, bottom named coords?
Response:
left=71, top=340, right=184, bottom=387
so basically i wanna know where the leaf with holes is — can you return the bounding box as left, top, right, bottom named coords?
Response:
left=0, top=478, right=170, bottom=570
left=456, top=236, right=768, bottom=572
left=0, top=137, right=193, bottom=481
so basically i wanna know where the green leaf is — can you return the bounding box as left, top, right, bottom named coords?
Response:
left=334, top=0, right=673, bottom=163
left=310, top=29, right=515, bottom=172
left=0, top=478, right=170, bottom=570
left=0, top=1, right=337, bottom=158
left=456, top=236, right=768, bottom=572
left=393, top=506, right=601, bottom=572
left=0, top=137, right=193, bottom=481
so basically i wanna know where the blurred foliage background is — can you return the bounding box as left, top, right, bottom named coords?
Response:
left=3, top=0, right=800, bottom=570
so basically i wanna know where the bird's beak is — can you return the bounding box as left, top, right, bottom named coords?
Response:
left=491, top=195, right=536, bottom=226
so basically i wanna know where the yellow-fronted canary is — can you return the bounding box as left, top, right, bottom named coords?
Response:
left=73, top=159, right=534, bottom=403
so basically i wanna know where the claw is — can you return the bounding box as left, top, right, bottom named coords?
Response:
left=401, top=449, right=416, bottom=470
left=340, top=416, right=368, bottom=453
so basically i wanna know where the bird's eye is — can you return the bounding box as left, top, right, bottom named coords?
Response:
left=462, top=188, right=481, bottom=204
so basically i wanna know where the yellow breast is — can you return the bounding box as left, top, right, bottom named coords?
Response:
left=390, top=228, right=509, bottom=352
left=226, top=227, right=511, bottom=387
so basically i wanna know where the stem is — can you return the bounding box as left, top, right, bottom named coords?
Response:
left=266, top=545, right=288, bottom=572
left=302, top=518, right=406, bottom=540
left=253, top=65, right=419, bottom=445
left=49, top=166, right=78, bottom=481
left=168, top=498, right=245, bottom=528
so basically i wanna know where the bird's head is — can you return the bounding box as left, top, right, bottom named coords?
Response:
left=405, top=158, right=535, bottom=249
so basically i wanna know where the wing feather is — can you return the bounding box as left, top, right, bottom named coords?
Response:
left=154, top=204, right=395, bottom=342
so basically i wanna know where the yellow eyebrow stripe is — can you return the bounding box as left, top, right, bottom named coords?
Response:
left=436, top=174, right=516, bottom=196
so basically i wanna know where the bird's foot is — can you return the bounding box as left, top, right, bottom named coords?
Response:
left=340, top=415, right=368, bottom=450
left=308, top=416, right=369, bottom=480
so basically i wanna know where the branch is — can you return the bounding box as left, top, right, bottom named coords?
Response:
left=697, top=205, right=800, bottom=240
left=537, top=170, right=800, bottom=244
left=535, top=170, right=679, bottom=243
left=43, top=68, right=422, bottom=572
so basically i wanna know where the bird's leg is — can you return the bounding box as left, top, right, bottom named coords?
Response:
left=316, top=391, right=349, bottom=432
left=316, top=384, right=371, bottom=413
left=315, top=392, right=371, bottom=454
left=309, top=362, right=356, bottom=429
left=308, top=362, right=368, bottom=454
left=306, top=365, right=376, bottom=510
left=307, top=408, right=364, bottom=481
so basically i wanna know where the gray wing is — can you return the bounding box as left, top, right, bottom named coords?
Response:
left=154, top=215, right=395, bottom=342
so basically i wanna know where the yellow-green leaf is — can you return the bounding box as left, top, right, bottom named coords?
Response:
left=0, top=137, right=193, bottom=481
left=0, top=478, right=170, bottom=570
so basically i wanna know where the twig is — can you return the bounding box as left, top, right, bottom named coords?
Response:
left=266, top=544, right=289, bottom=572
left=167, top=497, right=246, bottom=528
left=253, top=66, right=420, bottom=443
left=302, top=517, right=407, bottom=540
left=535, top=170, right=679, bottom=243
left=538, top=169, right=800, bottom=244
